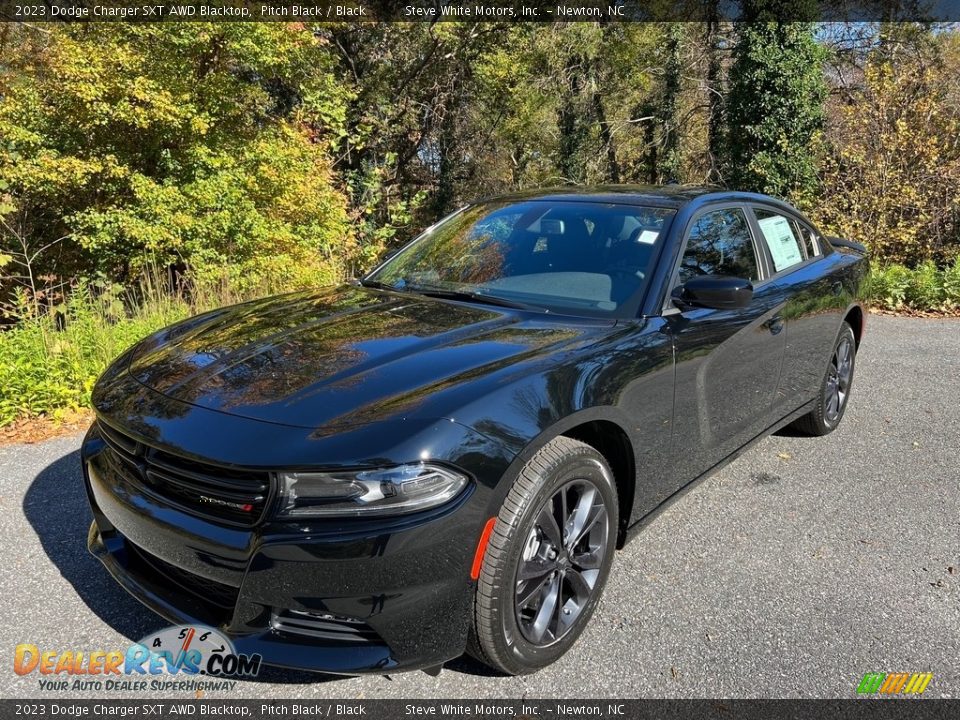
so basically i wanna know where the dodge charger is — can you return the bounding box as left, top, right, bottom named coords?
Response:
left=83, top=186, right=867, bottom=675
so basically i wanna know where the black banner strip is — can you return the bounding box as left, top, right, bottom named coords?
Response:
left=3, top=0, right=960, bottom=23
left=2, top=699, right=959, bottom=720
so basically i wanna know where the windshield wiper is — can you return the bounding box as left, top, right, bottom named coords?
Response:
left=359, top=280, right=409, bottom=292
left=361, top=279, right=536, bottom=311
left=412, top=287, right=537, bottom=311
left=358, top=278, right=396, bottom=290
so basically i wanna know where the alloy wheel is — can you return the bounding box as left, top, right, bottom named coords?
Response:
left=825, top=336, right=854, bottom=422
left=514, top=479, right=609, bottom=646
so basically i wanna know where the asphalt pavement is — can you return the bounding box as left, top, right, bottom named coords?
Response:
left=1, top=315, right=957, bottom=700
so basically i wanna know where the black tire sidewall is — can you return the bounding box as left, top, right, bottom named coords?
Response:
left=490, top=447, right=618, bottom=672
left=819, top=323, right=857, bottom=432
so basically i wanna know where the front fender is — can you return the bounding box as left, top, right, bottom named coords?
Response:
left=448, top=319, right=675, bottom=533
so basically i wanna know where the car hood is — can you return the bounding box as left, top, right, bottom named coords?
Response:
left=123, top=285, right=612, bottom=431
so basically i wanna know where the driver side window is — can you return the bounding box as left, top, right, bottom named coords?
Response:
left=679, top=208, right=760, bottom=285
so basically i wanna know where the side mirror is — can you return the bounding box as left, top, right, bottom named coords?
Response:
left=671, top=275, right=753, bottom=311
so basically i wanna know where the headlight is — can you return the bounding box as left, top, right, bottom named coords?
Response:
left=277, top=463, right=469, bottom=517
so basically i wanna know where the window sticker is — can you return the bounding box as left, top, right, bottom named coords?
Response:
left=758, top=214, right=803, bottom=272
left=636, top=230, right=659, bottom=245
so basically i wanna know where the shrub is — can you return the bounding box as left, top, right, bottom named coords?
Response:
left=942, top=257, right=960, bottom=309
left=904, top=261, right=944, bottom=310
left=862, top=257, right=960, bottom=312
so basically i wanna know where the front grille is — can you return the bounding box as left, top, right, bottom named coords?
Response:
left=127, top=541, right=240, bottom=610
left=98, top=420, right=271, bottom=527
left=270, top=609, right=381, bottom=644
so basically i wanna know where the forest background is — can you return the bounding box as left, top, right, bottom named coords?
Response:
left=1, top=20, right=958, bottom=425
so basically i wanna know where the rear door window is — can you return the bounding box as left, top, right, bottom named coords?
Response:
left=792, top=220, right=823, bottom=258
left=753, top=209, right=806, bottom=273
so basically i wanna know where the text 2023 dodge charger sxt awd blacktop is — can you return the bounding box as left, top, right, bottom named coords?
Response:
left=83, top=186, right=867, bottom=675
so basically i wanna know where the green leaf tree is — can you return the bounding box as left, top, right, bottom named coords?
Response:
left=724, top=11, right=826, bottom=201
left=0, top=24, right=353, bottom=292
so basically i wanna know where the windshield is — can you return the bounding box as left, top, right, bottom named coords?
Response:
left=365, top=200, right=675, bottom=317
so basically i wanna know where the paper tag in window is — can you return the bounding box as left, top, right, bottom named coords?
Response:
left=758, top=215, right=803, bottom=272
left=636, top=230, right=659, bottom=245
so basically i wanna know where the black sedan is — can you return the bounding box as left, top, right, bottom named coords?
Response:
left=83, top=186, right=867, bottom=675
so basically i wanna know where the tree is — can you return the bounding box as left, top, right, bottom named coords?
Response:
left=704, top=10, right=728, bottom=181
left=471, top=23, right=662, bottom=189
left=633, top=24, right=684, bottom=185
left=724, top=16, right=826, bottom=201
left=0, top=24, right=353, bottom=292
left=816, top=26, right=960, bottom=265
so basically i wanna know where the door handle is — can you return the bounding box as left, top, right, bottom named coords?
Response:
left=763, top=315, right=784, bottom=335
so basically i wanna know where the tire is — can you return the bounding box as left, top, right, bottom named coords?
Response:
left=468, top=436, right=618, bottom=675
left=791, top=321, right=857, bottom=436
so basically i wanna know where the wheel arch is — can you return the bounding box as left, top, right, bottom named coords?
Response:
left=562, top=420, right=636, bottom=549
left=485, top=408, right=638, bottom=550
left=843, top=304, right=865, bottom=348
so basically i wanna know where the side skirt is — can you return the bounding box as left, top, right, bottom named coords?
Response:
left=621, top=399, right=816, bottom=545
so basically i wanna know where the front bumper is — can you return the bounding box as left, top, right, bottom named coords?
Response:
left=82, top=424, right=488, bottom=675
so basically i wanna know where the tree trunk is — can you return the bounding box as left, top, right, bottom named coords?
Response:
left=592, top=87, right=620, bottom=183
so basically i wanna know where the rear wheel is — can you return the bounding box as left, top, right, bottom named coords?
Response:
left=791, top=321, right=857, bottom=436
left=468, top=436, right=618, bottom=675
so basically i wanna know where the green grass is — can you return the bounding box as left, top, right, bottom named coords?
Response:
left=0, top=273, right=263, bottom=426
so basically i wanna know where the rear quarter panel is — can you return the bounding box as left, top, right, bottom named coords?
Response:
left=776, top=248, right=868, bottom=407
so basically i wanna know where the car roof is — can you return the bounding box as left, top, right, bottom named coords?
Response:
left=470, top=185, right=790, bottom=211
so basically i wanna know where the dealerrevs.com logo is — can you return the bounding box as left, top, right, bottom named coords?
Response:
left=14, top=625, right=261, bottom=693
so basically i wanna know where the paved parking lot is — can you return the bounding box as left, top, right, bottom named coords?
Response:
left=1, top=315, right=957, bottom=699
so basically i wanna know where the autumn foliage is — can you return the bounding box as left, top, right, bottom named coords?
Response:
left=1, top=22, right=959, bottom=425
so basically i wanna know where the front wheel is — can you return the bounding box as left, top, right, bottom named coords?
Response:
left=791, top=321, right=857, bottom=436
left=468, top=436, right=618, bottom=675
